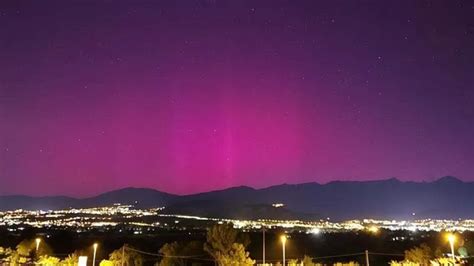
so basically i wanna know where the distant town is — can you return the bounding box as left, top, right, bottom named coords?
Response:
left=2, top=204, right=474, bottom=234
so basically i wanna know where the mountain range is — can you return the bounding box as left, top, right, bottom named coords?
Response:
left=1, top=176, right=473, bottom=220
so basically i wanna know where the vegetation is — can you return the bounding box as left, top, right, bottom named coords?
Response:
left=107, top=244, right=144, bottom=266
left=157, top=241, right=204, bottom=266
left=284, top=257, right=359, bottom=266
left=390, top=242, right=461, bottom=266
left=99, top=260, right=114, bottom=266
left=61, top=251, right=80, bottom=266
left=302, top=255, right=316, bottom=266
left=37, top=255, right=61, bottom=265
left=203, top=223, right=254, bottom=266
left=0, top=238, right=54, bottom=265
left=390, top=261, right=421, bottom=266
left=2, top=230, right=472, bottom=266
left=404, top=243, right=434, bottom=265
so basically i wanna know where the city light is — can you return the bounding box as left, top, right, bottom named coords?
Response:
left=0, top=204, right=471, bottom=266
left=35, top=238, right=41, bottom=252
left=447, top=233, right=456, bottom=243
left=368, top=225, right=379, bottom=233
left=280, top=235, right=287, bottom=266
left=447, top=233, right=456, bottom=259
left=2, top=205, right=474, bottom=235
left=92, top=243, right=98, bottom=266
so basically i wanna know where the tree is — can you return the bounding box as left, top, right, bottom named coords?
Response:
left=37, top=255, right=61, bottom=265
left=62, top=251, right=80, bottom=266
left=404, top=243, right=433, bottom=266
left=302, top=255, right=316, bottom=266
left=0, top=246, right=13, bottom=259
left=2, top=249, right=24, bottom=266
left=99, top=260, right=115, bottom=266
left=16, top=238, right=53, bottom=258
left=2, top=239, right=53, bottom=265
left=109, top=245, right=144, bottom=266
left=333, top=263, right=359, bottom=266
left=288, top=258, right=300, bottom=266
left=204, top=223, right=238, bottom=257
left=16, top=239, right=34, bottom=257
left=390, top=261, right=421, bottom=266
left=204, top=223, right=253, bottom=265
left=430, top=257, right=457, bottom=265
left=214, top=243, right=254, bottom=266
left=158, top=241, right=204, bottom=266
left=0, top=247, right=18, bottom=265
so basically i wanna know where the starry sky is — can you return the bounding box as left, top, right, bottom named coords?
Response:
left=1, top=1, right=474, bottom=196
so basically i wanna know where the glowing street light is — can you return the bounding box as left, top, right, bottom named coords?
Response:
left=280, top=235, right=287, bottom=266
left=262, top=226, right=266, bottom=265
left=35, top=238, right=41, bottom=252
left=368, top=226, right=379, bottom=234
left=92, top=243, right=99, bottom=266
left=447, top=234, right=456, bottom=259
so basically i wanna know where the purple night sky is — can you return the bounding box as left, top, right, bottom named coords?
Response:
left=1, top=1, right=473, bottom=196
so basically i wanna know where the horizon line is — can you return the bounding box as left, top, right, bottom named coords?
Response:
left=0, top=175, right=466, bottom=199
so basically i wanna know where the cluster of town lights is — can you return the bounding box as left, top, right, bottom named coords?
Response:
left=2, top=205, right=474, bottom=235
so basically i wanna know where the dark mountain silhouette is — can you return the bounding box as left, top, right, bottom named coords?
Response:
left=79, top=187, right=177, bottom=208
left=0, top=188, right=175, bottom=211
left=1, top=176, right=473, bottom=220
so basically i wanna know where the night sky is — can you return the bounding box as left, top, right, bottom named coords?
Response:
left=1, top=1, right=474, bottom=196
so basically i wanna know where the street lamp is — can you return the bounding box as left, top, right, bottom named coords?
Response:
left=262, top=225, right=266, bottom=265
left=92, top=243, right=98, bottom=266
left=35, top=238, right=41, bottom=252
left=280, top=235, right=287, bottom=266
left=447, top=234, right=456, bottom=260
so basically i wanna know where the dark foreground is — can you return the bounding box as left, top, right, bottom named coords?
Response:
left=2, top=225, right=474, bottom=265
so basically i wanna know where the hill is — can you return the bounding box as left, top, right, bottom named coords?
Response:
left=1, top=176, right=473, bottom=220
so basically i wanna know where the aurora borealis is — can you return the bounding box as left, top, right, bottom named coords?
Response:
left=1, top=1, right=473, bottom=196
